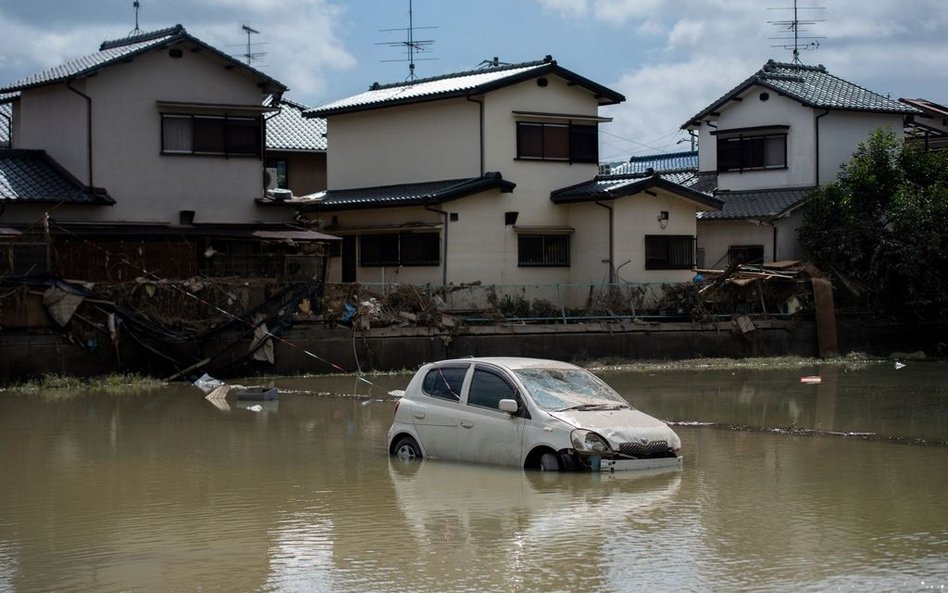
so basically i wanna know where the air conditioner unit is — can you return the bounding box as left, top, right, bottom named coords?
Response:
left=265, top=167, right=279, bottom=190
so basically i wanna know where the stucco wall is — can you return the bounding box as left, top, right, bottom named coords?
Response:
left=326, top=99, right=480, bottom=189
left=818, top=112, right=904, bottom=184
left=277, top=151, right=326, bottom=196
left=697, top=219, right=775, bottom=269
left=696, top=86, right=816, bottom=191
left=11, top=39, right=285, bottom=225
left=16, top=84, right=89, bottom=183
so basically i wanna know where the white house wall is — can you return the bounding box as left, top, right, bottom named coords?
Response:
left=482, top=76, right=601, bottom=228
left=15, top=85, right=89, bottom=184
left=613, top=191, right=701, bottom=283
left=817, top=111, right=904, bottom=185
left=697, top=220, right=775, bottom=270
left=326, top=100, right=481, bottom=189
left=697, top=87, right=816, bottom=191
left=10, top=42, right=284, bottom=225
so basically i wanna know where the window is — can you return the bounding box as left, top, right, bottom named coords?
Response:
left=728, top=244, right=764, bottom=265
left=359, top=233, right=440, bottom=267
left=516, top=122, right=598, bottom=163
left=518, top=234, right=570, bottom=267
left=645, top=235, right=694, bottom=270
left=716, top=130, right=787, bottom=172
left=422, top=366, right=467, bottom=401
left=161, top=114, right=262, bottom=157
left=266, top=158, right=289, bottom=189
left=467, top=369, right=517, bottom=410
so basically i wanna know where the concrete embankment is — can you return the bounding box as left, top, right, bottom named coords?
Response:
left=1, top=317, right=942, bottom=381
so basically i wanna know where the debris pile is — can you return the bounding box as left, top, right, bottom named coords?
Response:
left=320, top=283, right=460, bottom=331
left=695, top=261, right=814, bottom=319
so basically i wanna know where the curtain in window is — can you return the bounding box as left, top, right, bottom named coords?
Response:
left=162, top=116, right=192, bottom=152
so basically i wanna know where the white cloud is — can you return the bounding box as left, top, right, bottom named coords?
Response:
left=0, top=1, right=355, bottom=104
left=536, top=0, right=948, bottom=158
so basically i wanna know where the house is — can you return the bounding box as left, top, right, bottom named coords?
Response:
left=900, top=98, right=948, bottom=150
left=264, top=96, right=328, bottom=197
left=682, top=60, right=919, bottom=269
left=0, top=25, right=336, bottom=281
left=260, top=56, right=720, bottom=293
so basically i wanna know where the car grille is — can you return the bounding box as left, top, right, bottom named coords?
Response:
left=618, top=440, right=675, bottom=459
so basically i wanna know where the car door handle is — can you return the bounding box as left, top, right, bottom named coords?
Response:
left=460, top=420, right=473, bottom=429
left=412, top=410, right=426, bottom=419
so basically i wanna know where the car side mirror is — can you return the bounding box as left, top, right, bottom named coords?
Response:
left=498, top=399, right=519, bottom=414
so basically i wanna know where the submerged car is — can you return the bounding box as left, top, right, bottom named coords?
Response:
left=387, top=357, right=682, bottom=472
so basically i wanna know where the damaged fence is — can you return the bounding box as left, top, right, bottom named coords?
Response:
left=319, top=261, right=817, bottom=330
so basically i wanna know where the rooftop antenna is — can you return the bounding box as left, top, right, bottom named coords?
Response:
left=768, top=0, right=826, bottom=63
left=130, top=1, right=142, bottom=35
left=239, top=24, right=267, bottom=66
left=377, top=0, right=437, bottom=79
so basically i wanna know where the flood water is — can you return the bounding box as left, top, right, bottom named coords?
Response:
left=1, top=362, right=947, bottom=592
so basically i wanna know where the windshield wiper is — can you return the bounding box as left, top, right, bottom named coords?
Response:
left=557, top=403, right=627, bottom=412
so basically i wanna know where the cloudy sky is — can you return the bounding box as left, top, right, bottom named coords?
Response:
left=2, top=0, right=945, bottom=162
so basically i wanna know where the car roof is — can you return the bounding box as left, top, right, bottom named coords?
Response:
left=429, top=357, right=582, bottom=371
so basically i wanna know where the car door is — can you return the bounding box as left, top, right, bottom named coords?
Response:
left=456, top=365, right=526, bottom=467
left=409, top=363, right=470, bottom=460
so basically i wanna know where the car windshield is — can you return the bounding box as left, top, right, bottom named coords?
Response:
left=514, top=367, right=631, bottom=412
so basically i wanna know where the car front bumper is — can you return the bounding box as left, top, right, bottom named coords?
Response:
left=599, top=456, right=683, bottom=472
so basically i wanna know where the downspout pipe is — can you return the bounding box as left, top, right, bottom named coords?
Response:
left=0, top=107, right=11, bottom=148
left=425, top=202, right=449, bottom=286
left=66, top=79, right=94, bottom=190
left=466, top=95, right=485, bottom=176
left=814, top=109, right=830, bottom=187
left=595, top=199, right=614, bottom=283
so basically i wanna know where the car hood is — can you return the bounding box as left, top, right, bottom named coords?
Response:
left=547, top=408, right=680, bottom=449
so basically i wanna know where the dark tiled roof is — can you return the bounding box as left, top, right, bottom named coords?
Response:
left=0, top=149, right=113, bottom=204
left=684, top=60, right=919, bottom=128
left=306, top=57, right=624, bottom=117
left=263, top=172, right=516, bottom=211
left=697, top=186, right=815, bottom=220
left=551, top=171, right=723, bottom=210
left=606, top=151, right=698, bottom=175
left=0, top=25, right=285, bottom=94
left=265, top=97, right=327, bottom=152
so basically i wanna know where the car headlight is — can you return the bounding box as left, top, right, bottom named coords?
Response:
left=571, top=429, right=613, bottom=455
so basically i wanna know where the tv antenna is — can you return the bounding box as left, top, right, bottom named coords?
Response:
left=377, top=0, right=437, bottom=79
left=768, top=0, right=826, bottom=63
left=237, top=24, right=268, bottom=66
left=130, top=1, right=142, bottom=35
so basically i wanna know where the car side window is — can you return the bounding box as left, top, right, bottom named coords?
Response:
left=467, top=369, right=517, bottom=410
left=421, top=367, right=466, bottom=401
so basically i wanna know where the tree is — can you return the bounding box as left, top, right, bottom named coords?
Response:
left=798, top=128, right=948, bottom=318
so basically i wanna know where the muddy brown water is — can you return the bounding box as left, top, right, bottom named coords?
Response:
left=1, top=362, right=946, bottom=592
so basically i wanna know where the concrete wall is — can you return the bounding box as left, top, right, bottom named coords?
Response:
left=4, top=319, right=943, bottom=381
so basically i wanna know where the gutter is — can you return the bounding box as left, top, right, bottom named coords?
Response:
left=814, top=109, right=830, bottom=186
left=424, top=203, right=449, bottom=285
left=594, top=200, right=614, bottom=282
left=466, top=95, right=485, bottom=175
left=66, top=79, right=94, bottom=190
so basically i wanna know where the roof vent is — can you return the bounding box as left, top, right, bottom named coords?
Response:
left=169, top=48, right=183, bottom=59
left=536, top=77, right=548, bottom=88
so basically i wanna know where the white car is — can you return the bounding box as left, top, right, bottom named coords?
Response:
left=387, top=357, right=682, bottom=472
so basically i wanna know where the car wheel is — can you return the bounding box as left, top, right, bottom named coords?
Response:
left=538, top=452, right=560, bottom=471
left=392, top=436, right=422, bottom=461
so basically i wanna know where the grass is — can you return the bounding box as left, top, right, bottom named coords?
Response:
left=3, top=373, right=165, bottom=395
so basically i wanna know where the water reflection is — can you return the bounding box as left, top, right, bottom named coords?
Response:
left=0, top=363, right=946, bottom=592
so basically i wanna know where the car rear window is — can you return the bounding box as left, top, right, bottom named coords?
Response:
left=421, top=367, right=466, bottom=401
